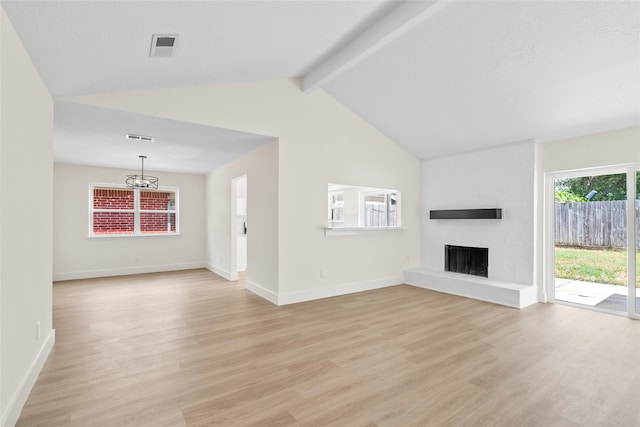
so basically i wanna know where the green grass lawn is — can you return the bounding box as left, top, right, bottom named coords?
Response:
left=555, top=247, right=640, bottom=286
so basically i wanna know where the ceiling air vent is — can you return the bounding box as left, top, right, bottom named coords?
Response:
left=125, top=133, right=155, bottom=142
left=149, top=34, right=178, bottom=58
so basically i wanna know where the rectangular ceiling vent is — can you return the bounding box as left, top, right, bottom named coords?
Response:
left=149, top=34, right=178, bottom=58
left=125, top=133, right=155, bottom=142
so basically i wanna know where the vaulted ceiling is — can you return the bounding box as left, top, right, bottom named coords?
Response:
left=3, top=0, right=638, bottom=171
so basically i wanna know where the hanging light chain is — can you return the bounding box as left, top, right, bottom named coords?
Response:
left=126, top=155, right=158, bottom=189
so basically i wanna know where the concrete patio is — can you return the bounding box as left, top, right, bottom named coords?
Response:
left=554, top=278, right=640, bottom=314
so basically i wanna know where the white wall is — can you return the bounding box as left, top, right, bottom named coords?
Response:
left=421, top=141, right=536, bottom=286
left=538, top=127, right=640, bottom=173
left=53, top=163, right=206, bottom=281
left=1, top=7, right=54, bottom=426
left=67, top=79, right=420, bottom=303
left=206, top=140, right=279, bottom=298
left=535, top=126, right=640, bottom=300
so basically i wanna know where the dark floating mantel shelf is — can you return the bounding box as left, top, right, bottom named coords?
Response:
left=430, top=208, right=502, bottom=220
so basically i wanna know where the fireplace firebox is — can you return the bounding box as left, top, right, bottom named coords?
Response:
left=445, top=245, right=488, bottom=278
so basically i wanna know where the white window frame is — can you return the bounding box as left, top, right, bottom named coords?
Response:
left=89, top=182, right=180, bottom=238
left=328, top=190, right=345, bottom=224
left=359, top=189, right=400, bottom=228
left=326, top=183, right=402, bottom=234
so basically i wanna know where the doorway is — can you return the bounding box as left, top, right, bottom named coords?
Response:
left=234, top=175, right=247, bottom=274
left=548, top=165, right=639, bottom=318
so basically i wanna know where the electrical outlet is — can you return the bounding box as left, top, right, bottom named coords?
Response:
left=36, top=321, right=41, bottom=340
left=320, top=269, right=325, bottom=279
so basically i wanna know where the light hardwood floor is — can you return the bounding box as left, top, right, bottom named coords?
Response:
left=17, top=269, right=640, bottom=426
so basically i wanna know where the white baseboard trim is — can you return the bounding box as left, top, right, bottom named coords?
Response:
left=277, top=276, right=403, bottom=306
left=246, top=280, right=278, bottom=305
left=206, top=264, right=238, bottom=281
left=53, top=262, right=207, bottom=282
left=2, top=329, right=55, bottom=427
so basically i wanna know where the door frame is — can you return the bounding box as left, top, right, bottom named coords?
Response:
left=230, top=174, right=247, bottom=280
left=544, top=163, right=639, bottom=319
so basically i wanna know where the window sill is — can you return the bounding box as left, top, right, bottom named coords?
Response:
left=88, top=233, right=181, bottom=239
left=324, top=227, right=403, bottom=236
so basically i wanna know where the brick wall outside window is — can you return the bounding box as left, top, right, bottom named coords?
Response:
left=140, top=190, right=170, bottom=210
left=141, top=213, right=176, bottom=233
left=92, top=189, right=135, bottom=234
left=93, top=189, right=134, bottom=209
left=140, top=191, right=176, bottom=233
left=91, top=185, right=178, bottom=236
left=93, top=212, right=135, bottom=234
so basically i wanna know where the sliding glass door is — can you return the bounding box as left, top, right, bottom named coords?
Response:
left=632, top=171, right=639, bottom=317
left=549, top=165, right=639, bottom=319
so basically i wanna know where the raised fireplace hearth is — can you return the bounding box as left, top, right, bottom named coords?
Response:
left=403, top=267, right=537, bottom=309
left=445, top=245, right=488, bottom=278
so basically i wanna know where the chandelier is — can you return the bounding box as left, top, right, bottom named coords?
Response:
left=126, top=155, right=158, bottom=189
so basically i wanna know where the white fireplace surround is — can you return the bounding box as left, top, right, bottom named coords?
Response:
left=405, top=239, right=537, bottom=309
left=408, top=141, right=537, bottom=309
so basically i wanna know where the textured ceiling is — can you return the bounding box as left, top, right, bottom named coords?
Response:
left=2, top=0, right=394, bottom=97
left=3, top=0, right=639, bottom=166
left=2, top=0, right=396, bottom=172
left=323, top=0, right=640, bottom=158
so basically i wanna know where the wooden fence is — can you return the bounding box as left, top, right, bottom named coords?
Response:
left=555, top=201, right=640, bottom=249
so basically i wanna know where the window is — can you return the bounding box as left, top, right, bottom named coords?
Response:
left=327, top=184, right=400, bottom=228
left=362, top=190, right=397, bottom=227
left=328, top=191, right=344, bottom=223
left=90, top=184, right=178, bottom=237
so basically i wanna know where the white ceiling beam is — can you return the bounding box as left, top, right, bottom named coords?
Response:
left=302, top=0, right=448, bottom=93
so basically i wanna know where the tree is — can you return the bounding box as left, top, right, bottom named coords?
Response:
left=555, top=173, right=640, bottom=201
left=554, top=189, right=585, bottom=203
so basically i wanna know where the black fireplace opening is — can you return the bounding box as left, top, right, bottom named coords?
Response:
left=445, top=245, right=488, bottom=278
